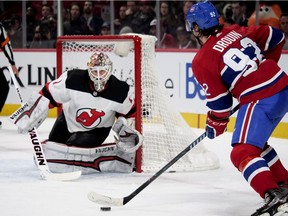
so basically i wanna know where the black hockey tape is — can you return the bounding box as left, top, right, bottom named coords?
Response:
left=100, top=207, right=111, bottom=211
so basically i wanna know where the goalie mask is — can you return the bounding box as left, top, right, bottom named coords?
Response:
left=87, top=52, right=113, bottom=92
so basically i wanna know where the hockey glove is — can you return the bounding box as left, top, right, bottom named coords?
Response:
left=206, top=111, right=229, bottom=139
left=112, top=117, right=143, bottom=153
left=9, top=91, right=49, bottom=133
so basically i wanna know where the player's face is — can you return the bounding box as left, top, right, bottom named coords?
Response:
left=89, top=66, right=110, bottom=81
left=88, top=64, right=112, bottom=91
left=191, top=24, right=204, bottom=47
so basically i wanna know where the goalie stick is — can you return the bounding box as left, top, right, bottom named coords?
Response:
left=87, top=104, right=240, bottom=206
left=8, top=66, right=81, bottom=181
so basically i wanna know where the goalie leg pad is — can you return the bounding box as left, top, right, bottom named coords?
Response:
left=112, top=117, right=143, bottom=154
left=9, top=91, right=49, bottom=133
left=42, top=141, right=137, bottom=174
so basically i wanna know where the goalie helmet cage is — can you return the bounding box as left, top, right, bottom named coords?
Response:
left=56, top=34, right=219, bottom=173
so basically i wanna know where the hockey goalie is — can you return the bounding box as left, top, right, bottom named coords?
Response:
left=9, top=52, right=143, bottom=174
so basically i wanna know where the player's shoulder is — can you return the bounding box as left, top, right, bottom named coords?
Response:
left=101, top=75, right=130, bottom=103
left=66, top=68, right=89, bottom=82
left=65, top=68, right=90, bottom=91
left=109, top=75, right=129, bottom=89
left=67, top=68, right=87, bottom=77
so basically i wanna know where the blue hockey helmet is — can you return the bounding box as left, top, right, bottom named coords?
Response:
left=186, top=0, right=220, bottom=32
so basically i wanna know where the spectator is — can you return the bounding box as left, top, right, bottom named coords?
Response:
left=80, top=1, right=103, bottom=35
left=231, top=1, right=248, bottom=26
left=113, top=4, right=128, bottom=34
left=126, top=0, right=139, bottom=17
left=222, top=2, right=233, bottom=20
left=30, top=24, right=55, bottom=48
left=40, top=3, right=53, bottom=24
left=175, top=26, right=194, bottom=49
left=63, top=2, right=86, bottom=35
left=39, top=3, right=57, bottom=43
left=100, top=22, right=110, bottom=35
left=7, top=15, right=23, bottom=48
left=30, top=25, right=41, bottom=48
left=129, top=1, right=155, bottom=34
left=124, top=1, right=140, bottom=31
left=26, top=6, right=38, bottom=48
left=47, top=15, right=57, bottom=40
left=160, top=1, right=178, bottom=38
left=280, top=13, right=288, bottom=50
left=149, top=19, right=176, bottom=48
left=119, top=26, right=133, bottom=35
left=62, top=7, right=70, bottom=23
left=176, top=1, right=194, bottom=27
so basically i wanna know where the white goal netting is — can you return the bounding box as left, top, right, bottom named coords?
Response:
left=56, top=34, right=219, bottom=172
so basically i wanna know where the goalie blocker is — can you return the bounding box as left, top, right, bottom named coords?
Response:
left=9, top=91, right=49, bottom=133
left=40, top=117, right=143, bottom=174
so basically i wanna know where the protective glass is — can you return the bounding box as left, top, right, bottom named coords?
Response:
left=185, top=20, right=192, bottom=32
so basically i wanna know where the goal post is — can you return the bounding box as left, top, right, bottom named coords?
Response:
left=56, top=34, right=219, bottom=173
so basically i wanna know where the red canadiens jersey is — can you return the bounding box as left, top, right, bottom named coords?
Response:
left=192, top=24, right=288, bottom=113
left=41, top=69, right=135, bottom=133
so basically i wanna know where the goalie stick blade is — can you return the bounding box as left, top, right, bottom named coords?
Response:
left=87, top=192, right=124, bottom=206
left=42, top=170, right=82, bottom=181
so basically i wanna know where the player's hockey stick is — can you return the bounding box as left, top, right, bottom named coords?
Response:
left=8, top=66, right=81, bottom=181
left=88, top=104, right=240, bottom=206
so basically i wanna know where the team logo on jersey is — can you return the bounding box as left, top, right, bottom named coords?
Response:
left=76, top=108, right=105, bottom=129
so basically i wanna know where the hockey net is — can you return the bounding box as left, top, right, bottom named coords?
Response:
left=56, top=34, right=219, bottom=172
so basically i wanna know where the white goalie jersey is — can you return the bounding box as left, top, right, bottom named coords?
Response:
left=43, top=69, right=135, bottom=133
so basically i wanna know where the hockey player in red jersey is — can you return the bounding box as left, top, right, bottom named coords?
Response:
left=186, top=1, right=288, bottom=215
left=10, top=52, right=143, bottom=174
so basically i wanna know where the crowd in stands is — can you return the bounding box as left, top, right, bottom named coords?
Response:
left=0, top=0, right=288, bottom=49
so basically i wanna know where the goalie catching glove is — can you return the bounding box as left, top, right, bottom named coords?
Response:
left=9, top=91, right=49, bottom=133
left=112, top=117, right=143, bottom=153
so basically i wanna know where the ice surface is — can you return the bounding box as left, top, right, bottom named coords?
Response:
left=0, top=116, right=287, bottom=216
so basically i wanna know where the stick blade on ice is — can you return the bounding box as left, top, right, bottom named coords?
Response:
left=88, top=192, right=124, bottom=206
left=43, top=170, right=82, bottom=181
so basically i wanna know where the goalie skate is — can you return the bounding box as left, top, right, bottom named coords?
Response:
left=251, top=189, right=288, bottom=216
